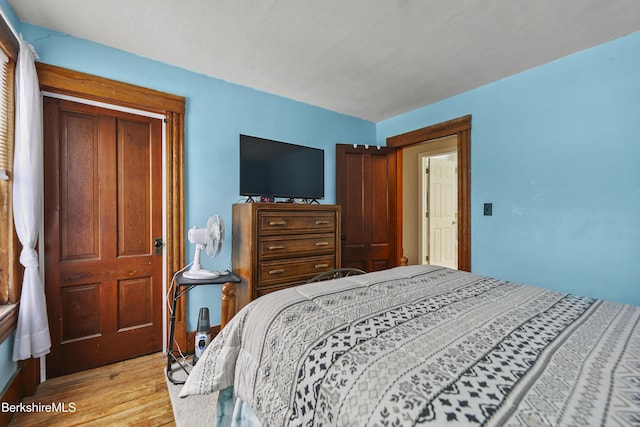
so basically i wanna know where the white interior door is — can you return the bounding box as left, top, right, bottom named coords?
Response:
left=428, top=158, right=457, bottom=269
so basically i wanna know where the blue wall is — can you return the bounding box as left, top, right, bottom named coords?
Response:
left=16, top=23, right=375, bottom=328
left=0, top=331, right=16, bottom=394
left=378, top=31, right=640, bottom=306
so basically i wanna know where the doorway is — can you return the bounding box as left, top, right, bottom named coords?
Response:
left=402, top=135, right=458, bottom=268
left=420, top=152, right=458, bottom=269
left=43, top=96, right=164, bottom=377
left=387, top=115, right=471, bottom=271
left=37, top=63, right=186, bottom=378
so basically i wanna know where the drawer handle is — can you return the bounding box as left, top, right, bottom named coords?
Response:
left=315, top=241, right=329, bottom=246
left=268, top=245, right=285, bottom=250
left=315, top=220, right=330, bottom=225
left=314, top=263, right=329, bottom=269
left=269, top=269, right=286, bottom=275
left=269, top=221, right=287, bottom=226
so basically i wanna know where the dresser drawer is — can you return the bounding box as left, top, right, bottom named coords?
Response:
left=232, top=203, right=341, bottom=313
left=258, top=255, right=336, bottom=286
left=258, top=210, right=336, bottom=235
left=259, top=234, right=335, bottom=261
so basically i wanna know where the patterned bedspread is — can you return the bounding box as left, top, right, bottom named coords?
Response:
left=180, top=265, right=640, bottom=426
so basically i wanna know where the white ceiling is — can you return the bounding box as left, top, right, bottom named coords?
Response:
left=8, top=0, right=640, bottom=122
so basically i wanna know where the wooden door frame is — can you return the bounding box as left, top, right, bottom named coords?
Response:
left=36, top=63, right=187, bottom=351
left=387, top=115, right=471, bottom=272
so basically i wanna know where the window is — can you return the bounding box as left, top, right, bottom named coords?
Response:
left=0, top=47, right=10, bottom=180
left=0, top=13, right=18, bottom=318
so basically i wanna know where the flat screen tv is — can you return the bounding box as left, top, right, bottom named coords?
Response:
left=239, top=134, right=324, bottom=200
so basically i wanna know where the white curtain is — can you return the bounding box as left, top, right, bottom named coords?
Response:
left=12, top=37, right=50, bottom=361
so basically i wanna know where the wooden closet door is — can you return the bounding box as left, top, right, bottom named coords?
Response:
left=44, top=97, right=163, bottom=378
left=335, top=144, right=398, bottom=272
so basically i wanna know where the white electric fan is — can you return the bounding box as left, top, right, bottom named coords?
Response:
left=183, top=215, right=224, bottom=279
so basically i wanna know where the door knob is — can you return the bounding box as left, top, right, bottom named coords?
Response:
left=154, top=238, right=164, bottom=255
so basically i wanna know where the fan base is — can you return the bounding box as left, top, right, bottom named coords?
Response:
left=183, top=269, right=221, bottom=280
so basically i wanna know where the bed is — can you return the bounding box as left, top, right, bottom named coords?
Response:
left=180, top=265, right=640, bottom=426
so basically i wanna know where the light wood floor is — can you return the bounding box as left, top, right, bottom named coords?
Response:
left=10, top=353, right=175, bottom=426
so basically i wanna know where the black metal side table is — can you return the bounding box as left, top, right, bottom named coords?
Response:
left=166, top=270, right=241, bottom=385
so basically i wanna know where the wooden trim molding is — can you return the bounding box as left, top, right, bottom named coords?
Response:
left=387, top=115, right=472, bottom=148
left=0, top=304, right=17, bottom=344
left=0, top=14, right=18, bottom=60
left=35, top=63, right=187, bottom=350
left=386, top=115, right=472, bottom=272
left=36, top=63, right=184, bottom=114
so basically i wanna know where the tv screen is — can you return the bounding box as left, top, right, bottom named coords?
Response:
left=240, top=135, right=324, bottom=200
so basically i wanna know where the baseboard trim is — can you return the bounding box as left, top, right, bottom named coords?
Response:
left=0, top=370, right=20, bottom=427
left=0, top=358, right=39, bottom=427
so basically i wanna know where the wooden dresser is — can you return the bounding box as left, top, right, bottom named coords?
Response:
left=232, top=203, right=341, bottom=312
